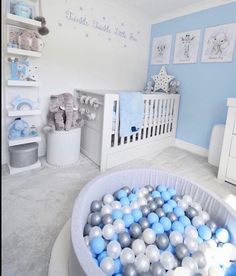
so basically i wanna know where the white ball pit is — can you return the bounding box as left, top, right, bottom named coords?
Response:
left=69, top=169, right=236, bottom=276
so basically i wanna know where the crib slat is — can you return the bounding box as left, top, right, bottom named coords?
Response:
left=148, top=99, right=154, bottom=138
left=167, top=98, right=174, bottom=133
left=165, top=98, right=171, bottom=134
left=143, top=100, right=149, bottom=139
left=156, top=98, right=163, bottom=136
left=114, top=101, right=119, bottom=147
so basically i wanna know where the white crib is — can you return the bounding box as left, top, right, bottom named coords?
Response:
left=75, top=89, right=180, bottom=171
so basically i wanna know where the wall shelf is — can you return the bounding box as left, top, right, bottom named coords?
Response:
left=8, top=159, right=41, bottom=175
left=7, top=47, right=42, bottom=57
left=6, top=13, right=41, bottom=29
left=8, top=109, right=41, bottom=117
left=7, top=80, right=41, bottom=87
left=8, top=136, right=41, bottom=146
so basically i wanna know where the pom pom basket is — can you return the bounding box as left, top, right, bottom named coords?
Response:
left=69, top=168, right=236, bottom=276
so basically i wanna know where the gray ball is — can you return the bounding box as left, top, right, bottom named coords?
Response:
left=83, top=223, right=92, bottom=236
left=146, top=194, right=154, bottom=203
left=185, top=207, right=198, bottom=219
left=192, top=250, right=206, bottom=269
left=113, top=190, right=120, bottom=200
left=154, top=197, right=164, bottom=207
left=155, top=208, right=165, bottom=218
left=139, top=272, right=153, bottom=276
left=175, top=243, right=189, bottom=260
left=123, top=263, right=138, bottom=276
left=90, top=200, right=103, bottom=212
left=90, top=212, right=102, bottom=226
left=172, top=195, right=182, bottom=202
left=150, top=262, right=165, bottom=276
left=141, top=205, right=151, bottom=217
left=149, top=201, right=158, bottom=212
left=118, top=232, right=131, bottom=248
left=129, top=223, right=142, bottom=239
left=156, top=233, right=169, bottom=250
left=102, top=214, right=113, bottom=225
left=139, top=217, right=150, bottom=230
left=122, top=186, right=131, bottom=196
left=206, top=220, right=218, bottom=234
left=145, top=185, right=154, bottom=193
left=166, top=212, right=178, bottom=222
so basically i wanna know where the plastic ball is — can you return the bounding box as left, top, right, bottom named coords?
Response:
left=172, top=195, right=182, bottom=202
left=168, top=188, right=176, bottom=197
left=159, top=216, right=171, bottom=231
left=138, top=198, right=147, bottom=207
left=152, top=222, right=164, bottom=234
left=156, top=233, right=169, bottom=250
left=198, top=211, right=210, bottom=223
left=132, top=239, right=146, bottom=255
left=130, top=201, right=139, bottom=210
left=89, top=226, right=102, bottom=241
left=184, top=237, right=199, bottom=253
left=97, top=251, right=108, bottom=264
left=114, top=258, right=122, bottom=274
left=167, top=199, right=177, bottom=208
left=118, top=232, right=131, bottom=248
left=140, top=205, right=151, bottom=216
left=171, top=221, right=184, bottom=234
left=152, top=190, right=161, bottom=198
left=175, top=243, right=189, bottom=260
left=185, top=225, right=198, bottom=239
left=100, top=256, right=115, bottom=275
left=173, top=267, right=191, bottom=276
left=129, top=223, right=142, bottom=239
left=160, top=251, right=175, bottom=270
left=208, top=265, right=224, bottom=276
left=91, top=236, right=105, bottom=254
left=132, top=209, right=143, bottom=222
left=145, top=185, right=154, bottom=193
left=103, top=194, right=114, bottom=205
left=140, top=187, right=149, bottom=196
left=146, top=194, right=154, bottom=203
left=178, top=199, right=189, bottom=211
left=206, top=220, right=218, bottom=234
left=143, top=228, right=156, bottom=244
left=113, top=219, right=125, bottom=233
left=183, top=195, right=192, bottom=204
left=90, top=200, right=103, bottom=212
left=101, top=205, right=113, bottom=216
left=107, top=240, right=121, bottom=259
left=149, top=201, right=158, bottom=212
left=128, top=193, right=137, bottom=202
left=122, top=186, right=131, bottom=195
left=84, top=235, right=89, bottom=246
left=161, top=191, right=171, bottom=202
left=155, top=208, right=165, bottom=218
left=179, top=216, right=191, bottom=227
left=83, top=223, right=92, bottom=236
left=123, top=263, right=138, bottom=276
left=162, top=203, right=173, bottom=213
left=147, top=212, right=159, bottom=225
left=123, top=214, right=134, bottom=228
left=157, top=185, right=167, bottom=192
left=134, top=254, right=150, bottom=273
left=192, top=216, right=204, bottom=229
left=182, top=256, right=198, bottom=273
left=169, top=231, right=183, bottom=246
left=91, top=212, right=102, bottom=226
left=120, top=248, right=135, bottom=265
left=167, top=212, right=178, bottom=222
left=120, top=197, right=130, bottom=206
left=173, top=207, right=185, bottom=217
left=122, top=206, right=132, bottom=215
left=155, top=197, right=164, bottom=207
left=192, top=250, right=206, bottom=269
left=102, top=214, right=113, bottom=225
left=117, top=189, right=127, bottom=200
left=185, top=207, right=198, bottom=219
left=150, top=261, right=165, bottom=276
left=102, top=224, right=115, bottom=240
left=111, top=200, right=122, bottom=209
left=136, top=190, right=145, bottom=198
left=191, top=202, right=202, bottom=212
left=146, top=245, right=160, bottom=263
left=198, top=225, right=212, bottom=241
left=216, top=228, right=230, bottom=243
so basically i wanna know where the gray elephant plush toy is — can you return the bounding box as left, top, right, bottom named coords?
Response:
left=47, top=93, right=80, bottom=131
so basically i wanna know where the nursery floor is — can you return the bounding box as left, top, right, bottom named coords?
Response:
left=2, top=147, right=236, bottom=276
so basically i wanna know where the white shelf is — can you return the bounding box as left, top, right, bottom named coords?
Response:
left=7, top=80, right=41, bottom=87
left=8, top=136, right=41, bottom=146
left=8, top=159, right=41, bottom=175
left=6, top=13, right=41, bottom=29
left=7, top=47, right=42, bottom=57
left=8, top=109, right=41, bottom=116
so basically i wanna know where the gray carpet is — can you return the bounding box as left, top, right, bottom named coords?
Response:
left=2, top=147, right=236, bottom=276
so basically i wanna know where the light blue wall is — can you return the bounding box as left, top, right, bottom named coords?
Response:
left=147, top=3, right=236, bottom=149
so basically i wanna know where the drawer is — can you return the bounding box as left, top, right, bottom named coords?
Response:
left=230, top=135, right=236, bottom=157
left=226, top=157, right=236, bottom=182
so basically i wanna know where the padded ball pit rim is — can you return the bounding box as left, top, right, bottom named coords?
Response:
left=70, top=168, right=236, bottom=276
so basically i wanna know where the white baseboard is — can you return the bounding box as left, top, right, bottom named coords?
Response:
left=175, top=139, right=208, bottom=157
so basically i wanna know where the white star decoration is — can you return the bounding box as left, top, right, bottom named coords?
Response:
left=152, top=66, right=174, bottom=93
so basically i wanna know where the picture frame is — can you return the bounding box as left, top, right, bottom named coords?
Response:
left=7, top=0, right=38, bottom=19
left=151, top=35, right=172, bottom=65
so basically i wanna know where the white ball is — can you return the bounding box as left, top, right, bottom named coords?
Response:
left=102, top=224, right=115, bottom=240
left=122, top=206, right=131, bottom=214
left=178, top=199, right=189, bottom=211
left=130, top=201, right=139, bottom=210
left=136, top=190, right=144, bottom=198
left=160, top=251, right=175, bottom=270
left=103, top=194, right=114, bottom=205
left=145, top=245, right=160, bottom=263
left=138, top=197, right=147, bottom=207
left=101, top=205, right=112, bottom=216
left=184, top=226, right=198, bottom=239
left=222, top=243, right=236, bottom=260
left=132, top=239, right=146, bottom=255
left=198, top=211, right=210, bottom=223
left=142, top=228, right=156, bottom=245
left=141, top=187, right=149, bottom=196
left=173, top=267, right=191, bottom=276
left=184, top=237, right=198, bottom=253
left=135, top=254, right=150, bottom=273
left=192, top=216, right=204, bottom=228
left=183, top=195, right=192, bottom=205
left=100, top=257, right=115, bottom=276
left=89, top=226, right=102, bottom=241
left=170, top=231, right=183, bottom=246
left=182, top=257, right=198, bottom=273
left=208, top=265, right=224, bottom=276
left=107, top=240, right=121, bottom=259
left=111, top=201, right=121, bottom=209
left=191, top=202, right=202, bottom=212
left=113, top=219, right=125, bottom=233
left=120, top=248, right=135, bottom=265
left=84, top=235, right=89, bottom=246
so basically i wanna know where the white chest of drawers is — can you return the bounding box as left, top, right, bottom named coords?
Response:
left=218, top=98, right=236, bottom=185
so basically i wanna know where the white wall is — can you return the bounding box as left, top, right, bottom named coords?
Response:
left=2, top=0, right=151, bottom=164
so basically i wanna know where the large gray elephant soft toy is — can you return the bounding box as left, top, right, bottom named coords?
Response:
left=47, top=93, right=79, bottom=131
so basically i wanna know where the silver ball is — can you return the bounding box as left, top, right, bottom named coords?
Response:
left=129, top=223, right=142, bottom=239
left=139, top=217, right=150, bottom=230
left=83, top=223, right=92, bottom=236
left=123, top=186, right=131, bottom=195
left=146, top=194, right=154, bottom=203
left=155, top=197, right=164, bottom=207
left=155, top=208, right=165, bottom=218
left=118, top=232, right=132, bottom=248
left=140, top=205, right=151, bottom=217
left=166, top=212, right=178, bottom=222
left=145, top=185, right=154, bottom=193
left=90, top=212, right=102, bottom=226
left=156, top=233, right=169, bottom=250
left=123, top=263, right=138, bottom=276
left=149, top=201, right=158, bottom=211
left=102, top=214, right=113, bottom=225
left=175, top=243, right=189, bottom=260
left=172, top=195, right=182, bottom=202
left=185, top=207, right=198, bottom=219
left=90, top=200, right=103, bottom=212
left=206, top=220, right=218, bottom=234
left=150, top=262, right=165, bottom=276
left=192, top=250, right=206, bottom=269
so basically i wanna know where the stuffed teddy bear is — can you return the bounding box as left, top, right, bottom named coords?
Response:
left=18, top=29, right=33, bottom=50
left=31, top=32, right=44, bottom=52
left=8, top=117, right=29, bottom=139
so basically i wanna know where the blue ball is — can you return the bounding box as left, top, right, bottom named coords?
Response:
left=147, top=212, right=159, bottom=225
left=160, top=216, right=172, bottom=231
left=167, top=199, right=177, bottom=208
left=152, top=222, right=164, bottom=234
left=179, top=216, right=191, bottom=227
left=157, top=185, right=167, bottom=192
left=132, top=187, right=139, bottom=193
left=97, top=251, right=107, bottom=264
left=168, top=188, right=176, bottom=197
left=173, top=207, right=185, bottom=217
left=162, top=203, right=173, bottom=213
left=91, top=237, right=105, bottom=255
left=128, top=193, right=137, bottom=202
left=225, top=263, right=236, bottom=276
left=112, top=209, right=123, bottom=220
left=114, top=274, right=123, bottom=276
left=120, top=197, right=130, bottom=206
left=114, top=258, right=122, bottom=274
left=171, top=221, right=184, bottom=234
left=112, top=233, right=119, bottom=241
left=117, top=190, right=127, bottom=200
left=161, top=191, right=171, bottom=202
left=166, top=243, right=175, bottom=254
left=198, top=225, right=212, bottom=241
left=152, top=190, right=161, bottom=198
left=215, top=228, right=230, bottom=243
left=123, top=214, right=134, bottom=228
left=197, top=237, right=203, bottom=243
left=132, top=209, right=143, bottom=222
